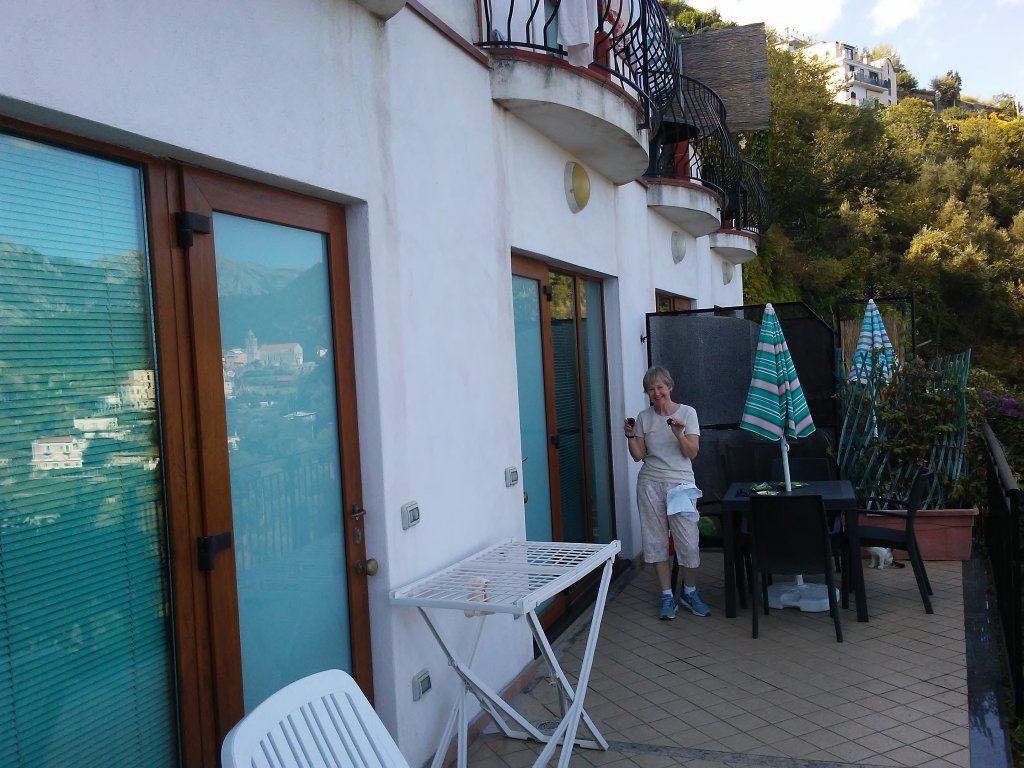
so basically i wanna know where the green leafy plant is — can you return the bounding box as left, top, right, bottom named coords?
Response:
left=869, top=353, right=977, bottom=506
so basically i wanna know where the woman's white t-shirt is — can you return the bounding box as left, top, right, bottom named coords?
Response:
left=634, top=403, right=700, bottom=484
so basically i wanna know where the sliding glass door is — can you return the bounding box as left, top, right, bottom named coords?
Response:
left=512, top=256, right=615, bottom=554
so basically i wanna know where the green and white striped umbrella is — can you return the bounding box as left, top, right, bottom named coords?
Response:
left=849, top=298, right=896, bottom=384
left=740, top=304, right=816, bottom=489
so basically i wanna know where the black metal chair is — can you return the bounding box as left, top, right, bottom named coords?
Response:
left=857, top=468, right=935, bottom=614
left=748, top=494, right=843, bottom=642
left=770, top=456, right=844, bottom=581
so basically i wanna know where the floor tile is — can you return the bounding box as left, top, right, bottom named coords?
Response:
left=461, top=556, right=982, bottom=768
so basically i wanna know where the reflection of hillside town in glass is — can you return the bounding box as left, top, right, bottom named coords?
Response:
left=29, top=368, right=158, bottom=474
left=223, top=330, right=307, bottom=401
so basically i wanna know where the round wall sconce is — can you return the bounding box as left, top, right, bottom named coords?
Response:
left=722, top=261, right=735, bottom=285
left=671, top=231, right=687, bottom=263
left=564, top=162, right=591, bottom=213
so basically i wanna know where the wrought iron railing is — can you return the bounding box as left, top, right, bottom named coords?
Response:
left=850, top=71, right=890, bottom=89
left=724, top=160, right=771, bottom=236
left=478, top=0, right=678, bottom=132
left=644, top=70, right=740, bottom=203
left=980, top=422, right=1023, bottom=718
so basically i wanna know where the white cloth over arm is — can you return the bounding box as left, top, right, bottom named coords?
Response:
left=557, top=0, right=600, bottom=67
left=666, top=482, right=702, bottom=519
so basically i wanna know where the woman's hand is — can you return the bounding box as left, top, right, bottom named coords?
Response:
left=669, top=418, right=700, bottom=459
left=624, top=418, right=645, bottom=461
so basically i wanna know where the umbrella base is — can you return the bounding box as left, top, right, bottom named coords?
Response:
left=766, top=581, right=838, bottom=613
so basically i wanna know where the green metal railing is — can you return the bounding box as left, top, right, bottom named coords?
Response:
left=837, top=350, right=971, bottom=507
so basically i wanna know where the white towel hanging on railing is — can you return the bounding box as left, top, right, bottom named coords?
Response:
left=557, top=0, right=600, bottom=67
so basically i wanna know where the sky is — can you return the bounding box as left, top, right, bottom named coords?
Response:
left=687, top=0, right=1024, bottom=103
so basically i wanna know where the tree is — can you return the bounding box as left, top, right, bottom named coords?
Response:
left=930, top=70, right=962, bottom=109
left=718, top=24, right=1024, bottom=387
left=896, top=71, right=919, bottom=100
left=659, top=1, right=733, bottom=36
left=992, top=93, right=1021, bottom=120
left=870, top=43, right=904, bottom=72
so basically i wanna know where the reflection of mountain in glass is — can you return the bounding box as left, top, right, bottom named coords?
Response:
left=217, top=257, right=330, bottom=356
left=0, top=230, right=176, bottom=765
left=0, top=239, right=157, bottom=468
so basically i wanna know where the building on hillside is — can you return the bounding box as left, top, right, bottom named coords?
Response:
left=0, top=2, right=770, bottom=766
left=30, top=436, right=86, bottom=471
left=257, top=342, right=304, bottom=369
left=780, top=38, right=899, bottom=108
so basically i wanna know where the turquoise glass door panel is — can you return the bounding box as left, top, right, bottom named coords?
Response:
left=582, top=280, right=614, bottom=542
left=513, top=275, right=554, bottom=542
left=0, top=133, right=177, bottom=766
left=550, top=274, right=587, bottom=542
left=212, top=213, right=351, bottom=711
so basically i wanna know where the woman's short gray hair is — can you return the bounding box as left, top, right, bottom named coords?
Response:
left=643, top=366, right=674, bottom=391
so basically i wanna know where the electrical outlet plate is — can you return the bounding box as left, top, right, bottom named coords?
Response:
left=401, top=501, right=420, bottom=530
left=504, top=466, right=519, bottom=487
left=412, top=669, right=431, bottom=701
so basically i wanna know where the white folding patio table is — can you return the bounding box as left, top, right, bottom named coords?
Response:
left=390, top=538, right=621, bottom=768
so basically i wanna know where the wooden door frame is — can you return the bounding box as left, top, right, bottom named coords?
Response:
left=0, top=117, right=371, bottom=765
left=0, top=116, right=213, bottom=765
left=178, top=167, right=373, bottom=735
left=512, top=254, right=565, bottom=544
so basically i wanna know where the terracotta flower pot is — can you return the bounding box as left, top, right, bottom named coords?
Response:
left=859, top=507, right=979, bottom=561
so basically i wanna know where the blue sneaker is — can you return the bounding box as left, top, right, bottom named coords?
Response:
left=678, top=589, right=711, bottom=617
left=659, top=593, right=677, bottom=620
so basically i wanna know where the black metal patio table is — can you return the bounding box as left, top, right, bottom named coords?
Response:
left=720, top=479, right=868, bottom=622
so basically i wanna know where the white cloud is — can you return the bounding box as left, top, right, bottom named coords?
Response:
left=685, top=0, right=845, bottom=37
left=868, top=0, right=933, bottom=34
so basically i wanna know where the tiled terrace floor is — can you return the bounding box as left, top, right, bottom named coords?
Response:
left=467, top=551, right=988, bottom=768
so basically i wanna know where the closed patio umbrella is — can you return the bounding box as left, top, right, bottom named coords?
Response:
left=740, top=303, right=816, bottom=492
left=849, top=298, right=895, bottom=384
left=849, top=298, right=897, bottom=439
left=740, top=304, right=829, bottom=612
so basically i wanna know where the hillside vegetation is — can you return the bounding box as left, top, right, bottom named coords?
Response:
left=661, top=4, right=1024, bottom=389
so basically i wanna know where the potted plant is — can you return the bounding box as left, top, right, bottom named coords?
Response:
left=856, top=354, right=980, bottom=560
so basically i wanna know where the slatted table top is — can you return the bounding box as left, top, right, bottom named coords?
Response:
left=390, top=539, right=621, bottom=615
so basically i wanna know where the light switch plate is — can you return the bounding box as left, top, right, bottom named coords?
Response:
left=412, top=669, right=431, bottom=701
left=504, top=467, right=519, bottom=487
left=401, top=501, right=420, bottom=529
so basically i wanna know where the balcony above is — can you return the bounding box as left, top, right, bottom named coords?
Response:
left=727, top=159, right=772, bottom=238
left=489, top=54, right=649, bottom=184
left=710, top=229, right=759, bottom=264
left=354, top=0, right=405, bottom=19
left=480, top=0, right=677, bottom=185
left=645, top=74, right=742, bottom=226
left=646, top=179, right=722, bottom=236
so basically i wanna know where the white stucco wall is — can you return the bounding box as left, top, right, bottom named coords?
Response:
left=0, top=0, right=752, bottom=764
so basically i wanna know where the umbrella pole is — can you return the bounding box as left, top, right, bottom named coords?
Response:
left=780, top=436, right=792, bottom=492
left=781, top=437, right=804, bottom=588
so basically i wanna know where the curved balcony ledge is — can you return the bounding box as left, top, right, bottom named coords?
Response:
left=489, top=53, right=649, bottom=185
left=710, top=229, right=759, bottom=264
left=646, top=179, right=723, bottom=237
left=354, top=0, right=405, bottom=19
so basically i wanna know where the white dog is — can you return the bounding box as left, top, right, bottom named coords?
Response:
left=867, top=547, right=894, bottom=569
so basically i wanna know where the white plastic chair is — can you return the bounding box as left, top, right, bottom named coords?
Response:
left=221, top=669, right=410, bottom=768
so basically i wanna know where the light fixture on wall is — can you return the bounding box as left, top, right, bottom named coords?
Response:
left=671, top=231, right=687, bottom=263
left=564, top=162, right=590, bottom=213
left=722, top=261, right=735, bottom=285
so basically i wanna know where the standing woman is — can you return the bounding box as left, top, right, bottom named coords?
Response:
left=624, top=365, right=710, bottom=620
